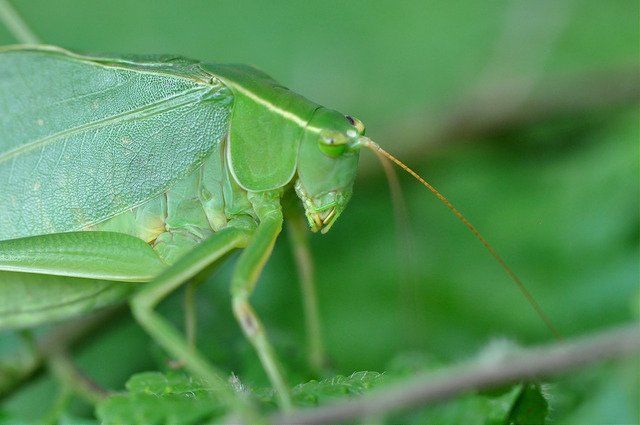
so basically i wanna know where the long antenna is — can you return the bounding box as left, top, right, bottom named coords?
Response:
left=360, top=137, right=561, bottom=340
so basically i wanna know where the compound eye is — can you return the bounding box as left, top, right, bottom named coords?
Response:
left=318, top=131, right=347, bottom=158
left=345, top=115, right=366, bottom=135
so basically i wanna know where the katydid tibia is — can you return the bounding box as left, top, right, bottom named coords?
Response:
left=0, top=45, right=558, bottom=415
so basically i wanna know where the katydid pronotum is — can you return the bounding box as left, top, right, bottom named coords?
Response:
left=0, top=45, right=560, bottom=418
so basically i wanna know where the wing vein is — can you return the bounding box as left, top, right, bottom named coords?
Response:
left=0, top=86, right=211, bottom=164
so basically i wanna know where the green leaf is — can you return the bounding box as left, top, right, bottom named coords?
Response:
left=391, top=383, right=544, bottom=425
left=97, top=370, right=387, bottom=424
left=505, top=383, right=548, bottom=425
left=96, top=372, right=225, bottom=425
left=290, top=371, right=386, bottom=407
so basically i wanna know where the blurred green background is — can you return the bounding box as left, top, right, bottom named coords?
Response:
left=0, top=0, right=638, bottom=423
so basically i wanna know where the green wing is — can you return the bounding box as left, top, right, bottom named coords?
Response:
left=0, top=46, right=233, bottom=240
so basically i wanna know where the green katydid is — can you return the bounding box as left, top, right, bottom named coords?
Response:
left=0, top=45, right=559, bottom=416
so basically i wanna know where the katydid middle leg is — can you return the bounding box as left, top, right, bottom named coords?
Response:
left=130, top=224, right=255, bottom=417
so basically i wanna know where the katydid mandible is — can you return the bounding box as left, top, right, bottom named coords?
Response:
left=0, top=45, right=558, bottom=411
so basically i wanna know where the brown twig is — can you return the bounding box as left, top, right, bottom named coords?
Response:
left=270, top=323, right=640, bottom=425
left=362, top=67, right=640, bottom=177
left=47, top=348, right=110, bottom=404
left=0, top=303, right=126, bottom=401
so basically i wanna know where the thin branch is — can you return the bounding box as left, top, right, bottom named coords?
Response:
left=434, top=68, right=640, bottom=143
left=361, top=67, right=640, bottom=177
left=47, top=349, right=109, bottom=405
left=0, top=0, right=40, bottom=44
left=0, top=304, right=126, bottom=401
left=271, top=323, right=640, bottom=425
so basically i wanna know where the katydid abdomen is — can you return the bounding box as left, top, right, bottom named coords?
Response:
left=88, top=138, right=256, bottom=264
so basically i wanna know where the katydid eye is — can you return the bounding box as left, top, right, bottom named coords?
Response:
left=345, top=115, right=365, bottom=135
left=318, top=134, right=347, bottom=158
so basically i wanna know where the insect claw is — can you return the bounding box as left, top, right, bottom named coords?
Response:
left=321, top=207, right=336, bottom=225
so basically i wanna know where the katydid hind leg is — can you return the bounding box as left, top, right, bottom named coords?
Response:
left=231, top=192, right=293, bottom=411
left=0, top=231, right=166, bottom=330
left=0, top=231, right=166, bottom=282
left=130, top=225, right=257, bottom=418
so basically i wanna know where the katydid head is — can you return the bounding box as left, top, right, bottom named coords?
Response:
left=295, top=108, right=365, bottom=233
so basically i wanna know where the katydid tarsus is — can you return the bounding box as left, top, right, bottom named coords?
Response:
left=0, top=43, right=560, bottom=417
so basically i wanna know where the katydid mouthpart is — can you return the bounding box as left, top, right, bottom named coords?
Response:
left=0, top=45, right=559, bottom=415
